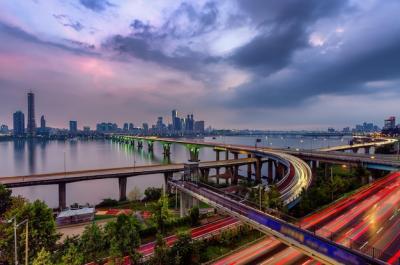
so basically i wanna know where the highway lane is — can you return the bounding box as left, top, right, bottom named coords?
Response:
left=268, top=172, right=400, bottom=265
left=212, top=172, right=400, bottom=265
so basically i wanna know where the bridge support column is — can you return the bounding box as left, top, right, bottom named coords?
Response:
left=187, top=145, right=200, bottom=162
left=225, top=150, right=229, bottom=160
left=215, top=167, right=220, bottom=184
left=255, top=157, right=262, bottom=183
left=276, top=162, right=285, bottom=180
left=352, top=148, right=358, bottom=153
left=59, top=183, right=66, bottom=210
left=365, top=147, right=370, bottom=154
left=163, top=172, right=173, bottom=193
left=180, top=192, right=199, bottom=217
left=163, top=143, right=171, bottom=158
left=147, top=141, right=154, bottom=152
left=247, top=154, right=252, bottom=180
left=215, top=149, right=220, bottom=161
left=118, top=177, right=127, bottom=201
left=268, top=160, right=275, bottom=182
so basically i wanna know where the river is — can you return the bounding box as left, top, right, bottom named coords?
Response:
left=0, top=135, right=351, bottom=208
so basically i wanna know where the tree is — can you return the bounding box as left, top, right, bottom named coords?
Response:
left=0, top=184, right=12, bottom=216
left=265, top=185, right=284, bottom=211
left=144, top=187, right=162, bottom=201
left=32, top=248, right=52, bottom=265
left=128, top=186, right=142, bottom=201
left=104, top=214, right=141, bottom=261
left=151, top=194, right=171, bottom=234
left=80, top=223, right=106, bottom=263
left=327, top=174, right=345, bottom=201
left=60, top=243, right=84, bottom=265
left=1, top=200, right=59, bottom=263
left=169, top=232, right=196, bottom=265
left=189, top=206, right=200, bottom=226
left=152, top=233, right=169, bottom=265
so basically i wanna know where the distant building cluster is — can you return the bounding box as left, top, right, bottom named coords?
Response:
left=382, top=116, right=400, bottom=135
left=3, top=92, right=207, bottom=139
left=95, top=109, right=206, bottom=136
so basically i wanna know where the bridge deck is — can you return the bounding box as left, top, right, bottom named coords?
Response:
left=0, top=158, right=261, bottom=187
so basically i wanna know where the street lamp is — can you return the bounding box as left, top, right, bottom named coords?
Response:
left=2, top=217, right=29, bottom=265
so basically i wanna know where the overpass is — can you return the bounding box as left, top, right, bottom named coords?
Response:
left=318, top=137, right=396, bottom=153
left=170, top=180, right=386, bottom=265
left=0, top=158, right=262, bottom=209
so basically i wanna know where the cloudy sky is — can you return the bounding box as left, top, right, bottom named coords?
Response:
left=0, top=0, right=399, bottom=130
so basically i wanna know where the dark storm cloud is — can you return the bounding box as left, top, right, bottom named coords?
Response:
left=0, top=21, right=97, bottom=55
left=227, top=34, right=400, bottom=108
left=79, top=0, right=114, bottom=12
left=230, top=0, right=349, bottom=74
left=104, top=1, right=222, bottom=81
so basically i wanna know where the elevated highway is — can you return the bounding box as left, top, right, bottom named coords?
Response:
left=170, top=180, right=385, bottom=265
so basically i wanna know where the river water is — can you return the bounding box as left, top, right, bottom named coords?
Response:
left=0, top=135, right=350, bottom=208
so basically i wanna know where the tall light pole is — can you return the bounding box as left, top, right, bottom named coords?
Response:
left=3, top=217, right=29, bottom=265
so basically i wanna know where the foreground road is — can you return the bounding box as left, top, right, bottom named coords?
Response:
left=212, top=172, right=400, bottom=265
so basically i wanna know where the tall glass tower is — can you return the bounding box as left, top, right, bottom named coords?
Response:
left=27, top=91, right=36, bottom=136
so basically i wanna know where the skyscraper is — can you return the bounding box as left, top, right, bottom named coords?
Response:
left=172, top=109, right=177, bottom=130
left=27, top=92, right=36, bottom=136
left=40, top=115, right=46, bottom=129
left=13, top=111, right=25, bottom=136
left=69, top=120, right=78, bottom=134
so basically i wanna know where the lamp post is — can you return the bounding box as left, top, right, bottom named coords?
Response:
left=2, top=217, right=29, bottom=265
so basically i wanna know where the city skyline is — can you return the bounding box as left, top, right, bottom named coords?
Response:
left=0, top=1, right=400, bottom=130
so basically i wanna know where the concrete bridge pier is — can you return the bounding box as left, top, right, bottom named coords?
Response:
left=59, top=183, right=66, bottom=210
left=268, top=160, right=276, bottom=182
left=163, top=143, right=171, bottom=157
left=187, top=145, right=200, bottom=162
left=254, top=156, right=262, bottom=183
left=276, top=162, right=286, bottom=180
left=365, top=147, right=371, bottom=154
left=352, top=148, right=358, bottom=153
left=147, top=141, right=154, bottom=152
left=225, top=150, right=229, bottom=160
left=163, top=172, right=173, bottom=193
left=119, top=176, right=127, bottom=201
left=247, top=154, right=252, bottom=180
left=180, top=191, right=199, bottom=217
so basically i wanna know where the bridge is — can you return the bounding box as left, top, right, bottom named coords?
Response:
left=170, top=180, right=386, bottom=265
left=318, top=137, right=396, bottom=153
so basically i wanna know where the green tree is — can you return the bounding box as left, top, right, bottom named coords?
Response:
left=189, top=206, right=200, bottom=226
left=169, top=232, right=198, bottom=265
left=61, top=243, right=84, bottom=265
left=144, top=187, right=162, bottom=201
left=151, top=194, right=171, bottom=234
left=104, top=214, right=141, bottom=261
left=128, top=186, right=142, bottom=201
left=80, top=223, right=106, bottom=263
left=1, top=200, right=59, bottom=263
left=0, top=184, right=12, bottom=216
left=152, top=233, right=169, bottom=265
left=32, top=248, right=52, bottom=265
left=265, top=185, right=284, bottom=211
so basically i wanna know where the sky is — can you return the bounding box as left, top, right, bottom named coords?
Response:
left=0, top=0, right=400, bottom=130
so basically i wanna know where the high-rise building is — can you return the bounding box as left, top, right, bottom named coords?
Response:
left=13, top=111, right=25, bottom=136
left=27, top=92, right=36, bottom=136
left=142, top=123, right=149, bottom=134
left=69, top=120, right=78, bottom=134
left=123, top=123, right=129, bottom=131
left=172, top=109, right=178, bottom=130
left=384, top=116, right=396, bottom=130
left=40, top=115, right=46, bottom=129
left=129, top=123, right=134, bottom=131
left=0, top=124, right=8, bottom=133
left=194, top=120, right=205, bottom=133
